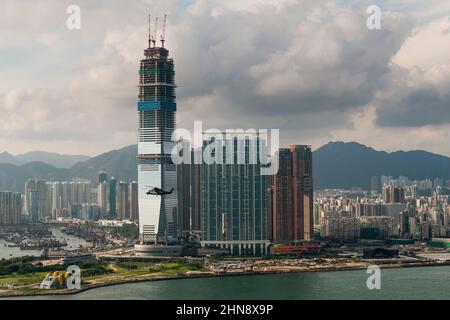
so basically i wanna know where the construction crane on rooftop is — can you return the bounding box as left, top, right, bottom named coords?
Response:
left=161, top=14, right=167, bottom=48
left=148, top=14, right=152, bottom=48
left=152, top=16, right=158, bottom=47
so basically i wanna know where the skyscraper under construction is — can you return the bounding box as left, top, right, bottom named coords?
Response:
left=137, top=15, right=178, bottom=246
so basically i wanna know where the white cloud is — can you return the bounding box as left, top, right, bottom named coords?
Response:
left=0, top=0, right=450, bottom=157
left=394, top=16, right=450, bottom=70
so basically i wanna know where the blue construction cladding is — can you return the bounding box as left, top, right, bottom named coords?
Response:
left=137, top=101, right=176, bottom=112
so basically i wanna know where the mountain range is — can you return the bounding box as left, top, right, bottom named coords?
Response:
left=0, top=145, right=137, bottom=192
left=0, top=142, right=450, bottom=192
left=0, top=151, right=90, bottom=168
left=313, top=142, right=450, bottom=189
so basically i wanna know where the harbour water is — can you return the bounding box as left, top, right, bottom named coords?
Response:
left=0, top=227, right=89, bottom=260
left=50, top=227, right=90, bottom=251
left=22, top=265, right=450, bottom=300
left=0, top=239, right=42, bottom=260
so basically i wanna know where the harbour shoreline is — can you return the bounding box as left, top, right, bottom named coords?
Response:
left=1, top=260, right=449, bottom=299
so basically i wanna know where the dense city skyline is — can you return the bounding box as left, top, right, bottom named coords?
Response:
left=0, top=0, right=450, bottom=156
left=1, top=2, right=450, bottom=302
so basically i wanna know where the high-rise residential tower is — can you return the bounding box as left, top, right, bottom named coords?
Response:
left=25, top=179, right=51, bottom=222
left=291, top=145, right=314, bottom=240
left=383, top=185, right=405, bottom=204
left=97, top=181, right=108, bottom=219
left=0, top=192, right=22, bottom=225
left=177, top=145, right=201, bottom=237
left=271, top=145, right=313, bottom=242
left=51, top=180, right=91, bottom=219
left=200, top=135, right=271, bottom=255
left=108, top=177, right=117, bottom=219
left=97, top=171, right=108, bottom=185
left=137, top=16, right=178, bottom=245
left=129, top=181, right=139, bottom=222
left=117, top=181, right=130, bottom=220
left=271, top=148, right=293, bottom=241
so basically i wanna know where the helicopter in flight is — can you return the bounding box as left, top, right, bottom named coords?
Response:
left=145, top=185, right=175, bottom=196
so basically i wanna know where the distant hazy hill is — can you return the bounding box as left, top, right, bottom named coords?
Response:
left=0, top=162, right=67, bottom=192
left=0, top=145, right=136, bottom=192
left=16, top=151, right=90, bottom=168
left=0, top=151, right=90, bottom=168
left=1, top=142, right=450, bottom=192
left=313, top=141, right=450, bottom=189
left=0, top=152, right=21, bottom=165
left=67, top=145, right=137, bottom=183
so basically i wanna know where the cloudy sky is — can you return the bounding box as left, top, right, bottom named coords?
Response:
left=0, top=0, right=450, bottom=156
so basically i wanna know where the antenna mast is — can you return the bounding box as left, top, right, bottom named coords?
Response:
left=161, top=14, right=167, bottom=48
